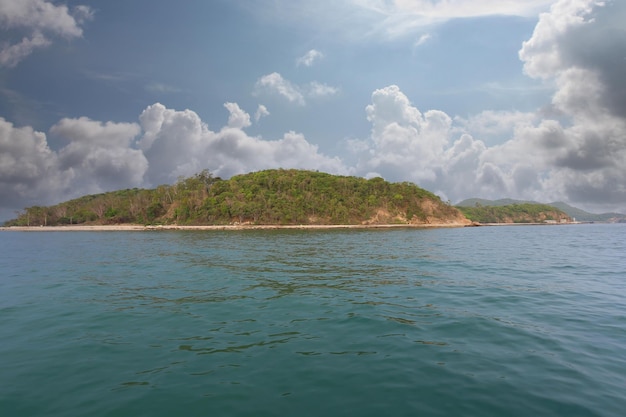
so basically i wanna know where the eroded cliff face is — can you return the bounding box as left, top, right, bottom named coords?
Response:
left=411, top=199, right=472, bottom=225
left=363, top=200, right=471, bottom=226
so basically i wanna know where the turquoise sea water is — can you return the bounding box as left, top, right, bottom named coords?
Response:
left=1, top=224, right=625, bottom=416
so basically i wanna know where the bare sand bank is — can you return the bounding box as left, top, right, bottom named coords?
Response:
left=1, top=222, right=469, bottom=232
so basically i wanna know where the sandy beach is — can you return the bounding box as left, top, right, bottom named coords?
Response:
left=1, top=222, right=470, bottom=232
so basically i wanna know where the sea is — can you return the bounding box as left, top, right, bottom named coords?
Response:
left=1, top=224, right=625, bottom=417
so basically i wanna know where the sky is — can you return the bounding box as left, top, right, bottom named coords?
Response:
left=1, top=0, right=626, bottom=221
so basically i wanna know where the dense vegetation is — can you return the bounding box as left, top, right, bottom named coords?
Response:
left=456, top=203, right=571, bottom=224
left=5, top=169, right=468, bottom=226
left=457, top=198, right=626, bottom=222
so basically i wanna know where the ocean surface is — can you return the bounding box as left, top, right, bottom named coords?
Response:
left=1, top=224, right=625, bottom=417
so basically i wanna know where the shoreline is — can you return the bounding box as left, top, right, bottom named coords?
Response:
left=1, top=222, right=591, bottom=232
left=0, top=223, right=470, bottom=232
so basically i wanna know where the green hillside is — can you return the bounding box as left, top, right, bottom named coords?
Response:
left=457, top=198, right=625, bottom=222
left=5, top=169, right=469, bottom=227
left=456, top=203, right=571, bottom=224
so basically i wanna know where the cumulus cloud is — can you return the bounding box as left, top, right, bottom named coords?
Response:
left=296, top=49, right=324, bottom=67
left=0, top=117, right=65, bottom=209
left=519, top=0, right=626, bottom=208
left=351, top=85, right=548, bottom=203
left=0, top=0, right=93, bottom=67
left=358, top=85, right=454, bottom=184
left=0, top=115, right=145, bottom=217
left=255, top=72, right=339, bottom=105
left=347, top=1, right=626, bottom=212
left=224, top=102, right=252, bottom=129
left=137, top=103, right=347, bottom=185
left=50, top=117, right=146, bottom=193
left=0, top=102, right=348, bottom=218
left=454, top=110, right=537, bottom=143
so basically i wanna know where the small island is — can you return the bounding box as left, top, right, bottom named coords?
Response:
left=3, top=169, right=471, bottom=229
left=4, top=169, right=589, bottom=231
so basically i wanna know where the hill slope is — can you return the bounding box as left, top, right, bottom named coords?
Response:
left=456, top=203, right=571, bottom=224
left=6, top=169, right=470, bottom=227
left=457, top=198, right=625, bottom=222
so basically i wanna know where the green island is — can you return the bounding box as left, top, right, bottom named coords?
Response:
left=4, top=169, right=580, bottom=228
left=4, top=169, right=468, bottom=227
left=456, top=203, right=571, bottom=224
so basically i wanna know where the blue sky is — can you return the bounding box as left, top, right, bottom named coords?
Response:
left=1, top=0, right=625, bottom=220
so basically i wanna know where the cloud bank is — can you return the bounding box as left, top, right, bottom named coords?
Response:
left=0, top=103, right=347, bottom=218
left=351, top=0, right=626, bottom=211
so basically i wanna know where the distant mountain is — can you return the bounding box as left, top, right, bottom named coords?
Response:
left=546, top=202, right=626, bottom=222
left=456, top=198, right=626, bottom=222
left=456, top=198, right=535, bottom=207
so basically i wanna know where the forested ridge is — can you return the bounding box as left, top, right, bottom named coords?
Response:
left=5, top=169, right=469, bottom=226
left=457, top=198, right=625, bottom=222
left=456, top=203, right=571, bottom=224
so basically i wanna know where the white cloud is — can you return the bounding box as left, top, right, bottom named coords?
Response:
left=307, top=81, right=339, bottom=97
left=296, top=49, right=324, bottom=67
left=0, top=0, right=93, bottom=67
left=138, top=103, right=211, bottom=185
left=137, top=103, right=347, bottom=184
left=0, top=31, right=50, bottom=67
left=350, top=44, right=626, bottom=211
left=414, top=33, right=431, bottom=47
left=255, top=104, right=270, bottom=122
left=224, top=102, right=252, bottom=129
left=519, top=0, right=602, bottom=79
left=0, top=115, right=145, bottom=215
left=373, top=0, right=554, bottom=19
left=454, top=110, right=537, bottom=142
left=50, top=117, right=147, bottom=193
left=0, top=101, right=349, bottom=218
left=342, top=0, right=626, bottom=213
left=245, top=0, right=554, bottom=40
left=360, top=85, right=452, bottom=184
left=255, top=72, right=305, bottom=105
left=0, top=117, right=65, bottom=209
left=255, top=72, right=339, bottom=105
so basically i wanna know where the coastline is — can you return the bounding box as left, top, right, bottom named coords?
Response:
left=0, top=223, right=469, bottom=232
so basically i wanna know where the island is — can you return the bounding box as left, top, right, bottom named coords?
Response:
left=4, top=169, right=588, bottom=231
left=3, top=169, right=471, bottom=229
